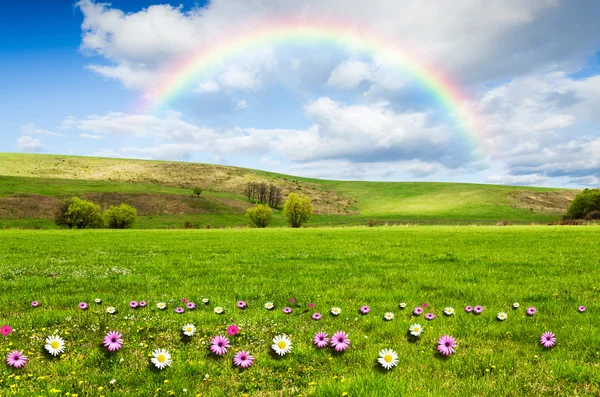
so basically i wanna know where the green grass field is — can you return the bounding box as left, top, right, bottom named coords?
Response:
left=1, top=226, right=599, bottom=396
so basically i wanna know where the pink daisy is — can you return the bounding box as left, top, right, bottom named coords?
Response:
left=1, top=325, right=12, bottom=336
left=360, top=305, right=370, bottom=314
left=79, top=302, right=88, bottom=310
left=31, top=301, right=39, bottom=307
left=102, top=331, right=123, bottom=352
left=237, top=301, right=247, bottom=309
left=6, top=350, right=27, bottom=368
left=289, top=298, right=295, bottom=303
left=330, top=331, right=351, bottom=352
left=474, top=305, right=484, bottom=314
left=233, top=350, right=254, bottom=369
left=578, top=306, right=586, bottom=313
left=425, top=313, right=436, bottom=321
left=465, top=305, right=473, bottom=313
left=282, top=307, right=292, bottom=314
left=313, top=332, right=329, bottom=348
left=309, top=303, right=315, bottom=308
left=422, top=302, right=429, bottom=307
left=209, top=335, right=230, bottom=356
left=526, top=307, right=536, bottom=316
left=437, top=335, right=457, bottom=356
left=186, top=302, right=196, bottom=310
left=413, top=307, right=423, bottom=316
left=129, top=301, right=138, bottom=309
left=139, top=301, right=147, bottom=307
left=227, top=325, right=239, bottom=336
left=540, top=332, right=556, bottom=348
left=181, top=298, right=188, bottom=303
left=312, top=313, right=322, bottom=320
left=174, top=307, right=185, bottom=314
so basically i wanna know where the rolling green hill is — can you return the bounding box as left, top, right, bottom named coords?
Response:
left=0, top=153, right=578, bottom=228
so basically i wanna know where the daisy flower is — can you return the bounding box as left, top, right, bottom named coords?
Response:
left=202, top=298, right=209, bottom=304
left=540, top=332, right=556, bottom=348
left=151, top=349, right=172, bottom=370
left=157, top=302, right=167, bottom=310
left=378, top=349, right=398, bottom=370
left=233, top=351, right=254, bottom=369
left=425, top=313, right=436, bottom=321
left=474, top=305, right=484, bottom=314
left=227, top=325, right=239, bottom=336
left=186, top=302, right=196, bottom=310
left=383, top=312, right=394, bottom=321
left=79, top=302, right=88, bottom=310
left=214, top=306, right=224, bottom=314
left=182, top=324, right=196, bottom=337
left=465, top=305, right=473, bottom=313
left=444, top=307, right=455, bottom=316
left=413, top=307, right=423, bottom=316
left=1, top=325, right=12, bottom=336
left=497, top=312, right=508, bottom=321
left=399, top=302, right=407, bottom=309
left=578, top=306, right=586, bottom=313
left=139, top=301, right=147, bottom=307
left=264, top=302, right=274, bottom=310
left=526, top=307, right=536, bottom=316
left=282, top=307, right=292, bottom=314
left=31, top=301, right=39, bottom=307
left=289, top=298, right=295, bottom=303
left=309, top=303, right=315, bottom=308
left=331, top=307, right=342, bottom=316
left=6, top=350, right=27, bottom=368
left=513, top=302, right=520, bottom=309
left=103, top=331, right=123, bottom=351
left=436, top=335, right=457, bottom=356
left=422, top=302, right=429, bottom=307
left=209, top=335, right=230, bottom=356
left=312, top=313, right=322, bottom=320
left=45, top=335, right=65, bottom=356
left=330, top=331, right=350, bottom=352
left=174, top=307, right=185, bottom=314
left=360, top=305, right=370, bottom=314
left=271, top=334, right=292, bottom=356
left=181, top=298, right=188, bottom=303
left=313, top=332, right=329, bottom=348
left=129, top=301, right=138, bottom=309
left=106, top=306, right=117, bottom=314
left=237, top=301, right=247, bottom=309
left=94, top=298, right=102, bottom=304
left=409, top=323, right=423, bottom=337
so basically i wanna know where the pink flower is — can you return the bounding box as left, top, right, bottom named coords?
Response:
left=437, top=335, right=457, bottom=356
left=181, top=298, right=188, bottom=303
left=31, top=301, right=39, bottom=307
left=102, top=331, right=123, bottom=352
left=540, top=332, right=556, bottom=348
left=129, top=301, right=138, bottom=309
left=79, top=302, right=88, bottom=310
left=139, top=301, right=147, bottom=307
left=237, top=301, right=247, bottom=309
left=526, top=307, right=536, bottom=316
left=233, top=350, right=254, bottom=368
left=227, top=325, right=239, bottom=336
left=186, top=302, right=196, bottom=310
left=312, top=313, right=322, bottom=320
left=209, top=335, right=230, bottom=356
left=413, top=307, right=423, bottom=316
left=289, top=298, right=295, bottom=303
left=578, top=306, right=586, bottom=313
left=6, top=351, right=27, bottom=368
left=313, top=332, right=329, bottom=348
left=422, top=302, right=429, bottom=307
left=425, top=313, right=436, bottom=321
left=465, top=306, right=473, bottom=313
left=330, top=331, right=350, bottom=352
left=174, top=307, right=184, bottom=314
left=1, top=325, right=12, bottom=336
left=309, top=303, right=315, bottom=308
left=282, top=307, right=292, bottom=314
left=473, top=306, right=484, bottom=314
left=360, top=305, right=370, bottom=314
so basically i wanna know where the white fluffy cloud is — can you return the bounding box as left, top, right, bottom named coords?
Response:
left=20, top=123, right=65, bottom=138
left=16, top=136, right=43, bottom=152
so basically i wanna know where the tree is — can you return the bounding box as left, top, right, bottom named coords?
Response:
left=243, top=182, right=282, bottom=207
left=567, top=188, right=600, bottom=219
left=283, top=193, right=313, bottom=228
left=104, top=204, right=138, bottom=229
left=55, top=197, right=103, bottom=229
left=245, top=204, right=272, bottom=228
left=192, top=187, right=203, bottom=198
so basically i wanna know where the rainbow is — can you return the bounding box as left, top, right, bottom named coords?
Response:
left=140, top=18, right=486, bottom=152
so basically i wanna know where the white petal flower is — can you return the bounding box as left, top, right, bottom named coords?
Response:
left=214, top=306, right=224, bottom=314
left=157, top=302, right=167, bottom=310
left=182, top=324, right=196, bottom=337
left=106, top=306, right=117, bottom=314
left=399, top=302, right=407, bottom=309
left=409, top=323, right=423, bottom=336
left=378, top=348, right=399, bottom=370
left=271, top=334, right=292, bottom=356
left=383, top=312, right=394, bottom=321
left=202, top=298, right=209, bottom=304
left=45, top=335, right=65, bottom=356
left=331, top=307, right=342, bottom=316
left=444, top=307, right=455, bottom=316
left=497, top=312, right=508, bottom=321
left=264, top=302, right=274, bottom=310
left=513, top=302, right=520, bottom=308
left=151, top=349, right=172, bottom=370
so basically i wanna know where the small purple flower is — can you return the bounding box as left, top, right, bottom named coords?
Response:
left=312, top=313, right=322, bottom=320
left=413, top=307, right=423, bottom=316
left=289, top=298, right=295, bottom=303
left=186, top=302, right=196, bottom=310
left=282, top=307, right=292, bottom=314
left=129, top=301, right=138, bottom=309
left=578, top=305, right=586, bottom=313
left=473, top=305, right=484, bottom=314
left=330, top=331, right=351, bottom=352
left=526, top=307, right=536, bottom=316
left=360, top=305, right=370, bottom=315
left=174, top=307, right=185, bottom=314
left=313, top=332, right=329, bottom=348
left=309, top=303, right=315, bottom=308
left=540, top=332, right=556, bottom=348
left=237, top=301, right=247, bottom=309
left=421, top=302, right=429, bottom=308
left=425, top=313, right=436, bottom=321
left=31, top=301, right=39, bottom=307
left=465, top=306, right=473, bottom=313
left=139, top=301, right=147, bottom=307
left=6, top=350, right=27, bottom=368
left=79, top=302, right=88, bottom=310
left=233, top=350, right=254, bottom=368
left=437, top=335, right=457, bottom=356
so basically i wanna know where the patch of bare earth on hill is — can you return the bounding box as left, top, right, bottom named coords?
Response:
left=506, top=190, right=578, bottom=215
left=0, top=195, right=58, bottom=219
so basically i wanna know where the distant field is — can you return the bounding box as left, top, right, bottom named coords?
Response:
left=1, top=226, right=599, bottom=396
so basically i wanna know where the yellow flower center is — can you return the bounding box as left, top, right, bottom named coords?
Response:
left=384, top=354, right=393, bottom=363
left=277, top=341, right=287, bottom=349
left=186, top=327, right=192, bottom=332
left=157, top=354, right=166, bottom=363
left=51, top=341, right=60, bottom=349
left=414, top=327, right=420, bottom=332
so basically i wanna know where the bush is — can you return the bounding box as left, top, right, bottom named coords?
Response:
left=104, top=204, right=137, bottom=229
left=367, top=219, right=379, bottom=227
left=55, top=197, right=103, bottom=229
left=184, top=221, right=201, bottom=229
left=192, top=187, right=203, bottom=198
left=246, top=204, right=272, bottom=228
left=567, top=188, right=600, bottom=219
left=283, top=193, right=313, bottom=228
left=585, top=210, right=600, bottom=220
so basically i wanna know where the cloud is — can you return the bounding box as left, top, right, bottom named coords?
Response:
left=79, top=133, right=104, bottom=140
left=20, top=123, right=65, bottom=138
left=16, top=136, right=43, bottom=152
left=327, top=60, right=372, bottom=89
left=194, top=80, right=220, bottom=93
left=487, top=174, right=547, bottom=186
left=235, top=99, right=248, bottom=110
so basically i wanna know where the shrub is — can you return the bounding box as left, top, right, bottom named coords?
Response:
left=192, top=187, right=203, bottom=198
left=367, top=219, right=379, bottom=227
left=104, top=204, right=137, bottom=229
left=246, top=204, right=272, bottom=228
left=55, top=197, right=103, bottom=229
left=567, top=188, right=600, bottom=219
left=585, top=210, right=600, bottom=220
left=283, top=193, right=313, bottom=228
left=184, top=221, right=201, bottom=229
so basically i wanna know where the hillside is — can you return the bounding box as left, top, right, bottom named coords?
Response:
left=0, top=153, right=578, bottom=228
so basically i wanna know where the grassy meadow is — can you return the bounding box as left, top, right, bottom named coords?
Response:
left=1, top=226, right=600, bottom=396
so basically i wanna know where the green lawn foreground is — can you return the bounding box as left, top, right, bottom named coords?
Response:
left=0, top=226, right=599, bottom=396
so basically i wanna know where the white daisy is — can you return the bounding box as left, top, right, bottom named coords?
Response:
left=157, top=302, right=167, bottom=310
left=151, top=349, right=172, bottom=370
left=513, top=302, right=520, bottom=308
left=409, top=323, right=423, bottom=336
left=182, top=324, right=196, bottom=337
left=106, top=306, right=117, bottom=314
left=214, top=306, right=224, bottom=314
left=497, top=312, right=508, bottom=321
left=45, top=335, right=65, bottom=356
left=202, top=298, right=209, bottom=304
left=444, top=307, right=455, bottom=316
left=271, top=334, right=292, bottom=356
left=94, top=298, right=102, bottom=304
left=383, top=312, right=394, bottom=321
left=331, top=307, right=342, bottom=316
left=378, top=348, right=399, bottom=370
left=399, top=302, right=407, bottom=309
left=264, top=302, right=274, bottom=310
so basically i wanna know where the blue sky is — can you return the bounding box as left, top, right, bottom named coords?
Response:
left=1, top=0, right=600, bottom=187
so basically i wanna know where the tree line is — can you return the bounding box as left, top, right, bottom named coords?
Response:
left=243, top=182, right=282, bottom=208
